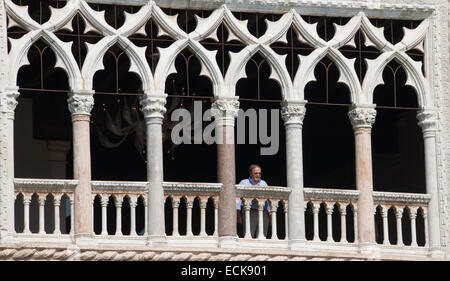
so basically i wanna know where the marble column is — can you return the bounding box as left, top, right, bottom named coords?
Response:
left=100, top=196, right=108, bottom=235
left=281, top=101, right=307, bottom=245
left=140, top=95, right=167, bottom=243
left=67, top=91, right=94, bottom=239
left=130, top=197, right=137, bottom=236
left=417, top=109, right=441, bottom=252
left=0, top=88, right=19, bottom=238
left=409, top=207, right=418, bottom=247
left=172, top=198, right=180, bottom=237
left=243, top=200, right=252, bottom=239
left=395, top=208, right=404, bottom=246
left=211, top=98, right=239, bottom=244
left=348, top=105, right=376, bottom=245
left=54, top=196, right=61, bottom=235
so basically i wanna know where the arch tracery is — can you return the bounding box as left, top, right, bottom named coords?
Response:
left=5, top=1, right=430, bottom=107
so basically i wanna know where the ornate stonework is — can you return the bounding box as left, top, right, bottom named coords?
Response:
left=67, top=93, right=95, bottom=116
left=139, top=96, right=167, bottom=119
left=280, top=101, right=306, bottom=126
left=347, top=106, right=377, bottom=129
left=417, top=109, right=439, bottom=133
left=210, top=98, right=240, bottom=120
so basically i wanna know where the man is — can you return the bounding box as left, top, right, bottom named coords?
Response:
left=237, top=164, right=271, bottom=238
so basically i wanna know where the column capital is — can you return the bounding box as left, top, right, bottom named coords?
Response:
left=139, top=94, right=167, bottom=121
left=0, top=87, right=20, bottom=119
left=243, top=200, right=252, bottom=211
left=280, top=100, right=306, bottom=126
left=67, top=90, right=95, bottom=116
left=172, top=198, right=180, bottom=209
left=211, top=97, right=240, bottom=120
left=348, top=104, right=376, bottom=129
left=417, top=108, right=438, bottom=135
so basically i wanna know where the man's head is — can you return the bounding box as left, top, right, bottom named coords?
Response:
left=248, top=164, right=262, bottom=183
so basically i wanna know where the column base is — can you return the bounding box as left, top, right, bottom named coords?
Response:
left=219, top=236, right=238, bottom=248
left=429, top=247, right=445, bottom=259
left=147, top=235, right=167, bottom=246
left=75, top=233, right=96, bottom=246
left=289, top=238, right=307, bottom=250
left=358, top=242, right=380, bottom=260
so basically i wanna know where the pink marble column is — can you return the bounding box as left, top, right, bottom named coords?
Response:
left=211, top=98, right=239, bottom=244
left=68, top=91, right=94, bottom=238
left=348, top=105, right=376, bottom=245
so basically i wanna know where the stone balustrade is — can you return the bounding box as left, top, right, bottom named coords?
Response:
left=373, top=191, right=431, bottom=247
left=12, top=179, right=431, bottom=251
left=13, top=178, right=77, bottom=235
left=163, top=182, right=221, bottom=238
left=236, top=185, right=290, bottom=240
left=304, top=188, right=359, bottom=243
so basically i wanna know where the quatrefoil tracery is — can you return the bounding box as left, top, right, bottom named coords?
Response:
left=5, top=0, right=430, bottom=107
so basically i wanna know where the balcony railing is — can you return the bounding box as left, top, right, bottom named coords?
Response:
left=12, top=178, right=430, bottom=251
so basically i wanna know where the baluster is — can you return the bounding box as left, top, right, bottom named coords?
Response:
left=284, top=202, right=289, bottom=240
left=326, top=203, right=334, bottom=242
left=395, top=207, right=404, bottom=246
left=23, top=194, right=31, bottom=234
left=339, top=204, right=347, bottom=243
left=130, top=197, right=137, bottom=236
left=115, top=197, right=123, bottom=236
left=353, top=205, right=358, bottom=243
left=172, top=197, right=180, bottom=237
left=312, top=202, right=320, bottom=242
left=409, top=207, right=418, bottom=247
left=186, top=197, right=194, bottom=237
left=271, top=201, right=278, bottom=240
left=54, top=196, right=61, bottom=235
left=213, top=198, right=218, bottom=237
left=244, top=200, right=252, bottom=239
left=423, top=208, right=428, bottom=247
left=100, top=196, right=108, bottom=235
left=70, top=197, right=74, bottom=235
left=257, top=200, right=265, bottom=239
left=199, top=198, right=208, bottom=237
left=382, top=206, right=389, bottom=245
left=38, top=195, right=46, bottom=234
left=144, top=197, right=148, bottom=236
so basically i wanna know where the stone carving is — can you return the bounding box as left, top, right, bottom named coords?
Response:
left=67, top=94, right=94, bottom=116
left=139, top=96, right=167, bottom=119
left=281, top=102, right=306, bottom=125
left=417, top=109, right=438, bottom=133
left=0, top=90, right=19, bottom=117
left=348, top=106, right=377, bottom=129
left=210, top=98, right=240, bottom=119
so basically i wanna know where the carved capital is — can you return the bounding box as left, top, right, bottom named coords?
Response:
left=0, top=89, right=20, bottom=119
left=243, top=200, right=252, bottom=211
left=172, top=198, right=180, bottom=209
left=258, top=201, right=265, bottom=211
left=417, top=109, right=438, bottom=135
left=348, top=105, right=376, bottom=129
left=211, top=98, right=239, bottom=120
left=139, top=95, right=167, bottom=120
left=68, top=92, right=94, bottom=116
left=100, top=197, right=109, bottom=208
left=281, top=101, right=306, bottom=125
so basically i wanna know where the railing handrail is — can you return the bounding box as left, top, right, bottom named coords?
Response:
left=14, top=179, right=431, bottom=207
left=373, top=191, right=431, bottom=206
left=236, top=185, right=291, bottom=200
left=14, top=178, right=78, bottom=194
left=304, top=187, right=360, bottom=203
